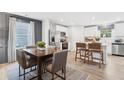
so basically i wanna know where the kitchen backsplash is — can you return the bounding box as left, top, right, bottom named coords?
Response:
left=113, top=36, right=124, bottom=42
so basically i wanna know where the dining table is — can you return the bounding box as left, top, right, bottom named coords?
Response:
left=23, top=47, right=60, bottom=80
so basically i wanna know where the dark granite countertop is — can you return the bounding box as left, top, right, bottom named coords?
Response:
left=112, top=42, right=124, bottom=45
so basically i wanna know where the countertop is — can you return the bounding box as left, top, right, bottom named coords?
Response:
left=112, top=42, right=124, bottom=45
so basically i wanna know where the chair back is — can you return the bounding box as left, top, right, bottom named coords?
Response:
left=76, top=43, right=86, bottom=49
left=26, top=45, right=37, bottom=48
left=51, top=50, right=68, bottom=73
left=88, top=43, right=101, bottom=50
left=16, top=49, right=27, bottom=68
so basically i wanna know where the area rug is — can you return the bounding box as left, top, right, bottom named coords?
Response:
left=4, top=63, right=88, bottom=80
left=41, top=66, right=89, bottom=80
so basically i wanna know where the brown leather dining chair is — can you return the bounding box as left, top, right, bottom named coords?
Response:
left=44, top=50, right=68, bottom=80
left=88, top=43, right=104, bottom=68
left=16, top=49, right=37, bottom=80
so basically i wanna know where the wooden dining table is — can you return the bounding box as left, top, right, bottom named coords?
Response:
left=23, top=47, right=60, bottom=80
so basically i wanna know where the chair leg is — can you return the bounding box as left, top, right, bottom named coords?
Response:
left=75, top=51, right=77, bottom=61
left=84, top=57, right=86, bottom=63
left=64, top=67, right=66, bottom=80
left=102, top=52, right=104, bottom=64
left=80, top=50, right=81, bottom=59
left=19, top=65, right=21, bottom=76
left=62, top=68, right=64, bottom=74
left=24, top=69, right=25, bottom=80
left=99, top=52, right=103, bottom=68
left=84, top=51, right=86, bottom=63
left=30, top=67, right=32, bottom=71
left=35, top=66, right=37, bottom=70
left=99, top=61, right=101, bottom=68
left=91, top=52, right=93, bottom=63
left=52, top=74, right=54, bottom=80
left=88, top=52, right=90, bottom=64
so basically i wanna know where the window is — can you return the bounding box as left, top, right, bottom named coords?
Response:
left=99, top=24, right=114, bottom=38
left=16, top=21, right=30, bottom=48
left=100, top=28, right=112, bottom=38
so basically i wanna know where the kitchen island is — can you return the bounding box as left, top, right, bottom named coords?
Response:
left=92, top=44, right=108, bottom=64
left=82, top=42, right=108, bottom=64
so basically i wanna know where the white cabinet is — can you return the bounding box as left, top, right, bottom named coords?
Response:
left=114, top=23, right=124, bottom=36
left=84, top=26, right=99, bottom=37
left=56, top=25, right=68, bottom=36
left=55, top=25, right=68, bottom=42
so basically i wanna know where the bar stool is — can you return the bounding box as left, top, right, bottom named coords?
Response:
left=88, top=43, right=103, bottom=68
left=75, top=43, right=89, bottom=63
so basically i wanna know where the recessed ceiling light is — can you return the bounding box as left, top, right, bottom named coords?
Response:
left=92, top=17, right=96, bottom=20
left=116, top=17, right=121, bottom=21
left=60, top=19, right=64, bottom=22
left=25, top=14, right=28, bottom=17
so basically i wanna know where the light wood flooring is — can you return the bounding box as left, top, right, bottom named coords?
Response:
left=0, top=51, right=124, bottom=80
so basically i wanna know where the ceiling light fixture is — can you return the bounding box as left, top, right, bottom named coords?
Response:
left=25, top=14, right=28, bottom=17
left=60, top=19, right=64, bottom=22
left=116, top=17, right=121, bottom=21
left=92, top=17, right=96, bottom=20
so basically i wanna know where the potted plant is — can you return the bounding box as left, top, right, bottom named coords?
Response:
left=95, top=36, right=100, bottom=41
left=37, top=41, right=45, bottom=50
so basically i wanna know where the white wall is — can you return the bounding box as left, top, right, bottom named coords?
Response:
left=112, top=23, right=124, bottom=42
left=114, top=23, right=124, bottom=37
left=56, top=25, right=68, bottom=34
left=68, top=26, right=84, bottom=51
left=84, top=26, right=99, bottom=37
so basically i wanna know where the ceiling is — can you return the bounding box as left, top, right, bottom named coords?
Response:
left=11, top=12, right=124, bottom=26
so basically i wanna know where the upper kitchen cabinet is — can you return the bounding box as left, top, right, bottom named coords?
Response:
left=56, top=25, right=68, bottom=35
left=55, top=25, right=68, bottom=42
left=114, top=23, right=124, bottom=36
left=84, top=26, right=99, bottom=37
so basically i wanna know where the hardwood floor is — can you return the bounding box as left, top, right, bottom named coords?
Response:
left=0, top=51, right=124, bottom=80
left=0, top=64, right=7, bottom=80
left=67, top=52, right=124, bottom=80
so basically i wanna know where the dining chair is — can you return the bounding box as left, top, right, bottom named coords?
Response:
left=16, top=49, right=37, bottom=80
left=26, top=45, right=37, bottom=60
left=44, top=50, right=68, bottom=80
left=26, top=45, right=37, bottom=70
left=88, top=43, right=104, bottom=68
